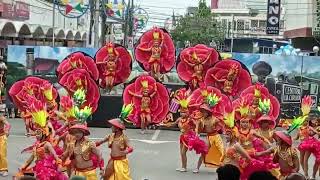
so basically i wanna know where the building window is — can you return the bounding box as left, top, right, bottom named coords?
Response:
left=237, top=20, right=244, bottom=30
left=259, top=20, right=267, bottom=28
left=251, top=20, right=258, bottom=28
left=222, top=19, right=227, bottom=28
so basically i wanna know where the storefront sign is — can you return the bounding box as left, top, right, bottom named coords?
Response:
left=266, top=0, right=281, bottom=35
left=15, top=1, right=29, bottom=20
left=315, top=0, right=320, bottom=37
left=0, top=1, right=29, bottom=20
left=281, top=84, right=302, bottom=104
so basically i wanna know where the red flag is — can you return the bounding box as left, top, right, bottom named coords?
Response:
left=65, top=4, right=73, bottom=14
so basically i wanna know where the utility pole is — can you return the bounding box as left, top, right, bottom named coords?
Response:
left=100, top=8, right=107, bottom=46
left=94, top=0, right=100, bottom=48
left=230, top=14, right=234, bottom=53
left=88, top=0, right=95, bottom=46
left=123, top=0, right=131, bottom=47
left=128, top=0, right=134, bottom=37
left=52, top=0, right=56, bottom=47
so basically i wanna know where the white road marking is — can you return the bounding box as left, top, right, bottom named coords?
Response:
left=151, top=129, right=161, bottom=141
left=8, top=134, right=177, bottom=144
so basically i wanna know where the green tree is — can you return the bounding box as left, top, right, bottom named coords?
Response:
left=6, top=62, right=27, bottom=88
left=171, top=0, right=225, bottom=47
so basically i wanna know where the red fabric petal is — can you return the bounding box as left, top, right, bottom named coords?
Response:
left=95, top=44, right=132, bottom=89
left=122, top=75, right=169, bottom=126
left=204, top=59, right=252, bottom=96
left=177, top=44, right=220, bottom=89
left=134, top=27, right=175, bottom=74
left=57, top=52, right=99, bottom=81
left=59, top=69, right=100, bottom=112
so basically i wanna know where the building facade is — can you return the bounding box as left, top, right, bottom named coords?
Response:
left=283, top=0, right=320, bottom=51
left=211, top=0, right=286, bottom=53
left=0, top=0, right=90, bottom=56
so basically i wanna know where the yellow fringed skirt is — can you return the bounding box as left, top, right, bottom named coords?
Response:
left=204, top=134, right=224, bottom=168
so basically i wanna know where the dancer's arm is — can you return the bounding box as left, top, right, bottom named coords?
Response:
left=45, top=142, right=62, bottom=165
left=47, top=122, right=56, bottom=137
left=129, top=90, right=142, bottom=98
left=138, top=46, right=152, bottom=52
left=122, top=136, right=133, bottom=155
left=234, top=143, right=252, bottom=160
left=90, top=142, right=104, bottom=170
left=253, top=130, right=271, bottom=145
left=255, top=147, right=275, bottom=157
left=310, top=127, right=320, bottom=136
left=96, top=135, right=110, bottom=147
left=21, top=154, right=35, bottom=170
left=202, top=51, right=212, bottom=64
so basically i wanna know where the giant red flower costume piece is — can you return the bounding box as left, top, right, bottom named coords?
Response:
left=9, top=76, right=58, bottom=113
left=189, top=86, right=233, bottom=118
left=95, top=42, right=132, bottom=91
left=57, top=52, right=99, bottom=81
left=233, top=83, right=280, bottom=126
left=123, top=74, right=169, bottom=126
left=205, top=59, right=252, bottom=97
left=59, top=68, right=100, bottom=113
left=135, top=27, right=175, bottom=79
left=177, top=44, right=219, bottom=90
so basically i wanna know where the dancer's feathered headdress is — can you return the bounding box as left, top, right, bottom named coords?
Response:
left=29, top=97, right=49, bottom=136
left=109, top=103, right=134, bottom=130
left=301, top=96, right=312, bottom=116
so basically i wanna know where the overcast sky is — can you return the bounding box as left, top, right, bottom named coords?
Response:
left=134, top=0, right=212, bottom=28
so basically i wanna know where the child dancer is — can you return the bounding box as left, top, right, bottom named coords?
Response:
left=96, top=104, right=134, bottom=180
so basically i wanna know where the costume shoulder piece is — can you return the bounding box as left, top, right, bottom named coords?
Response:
left=135, top=27, right=175, bottom=79
left=205, top=59, right=251, bottom=97
left=123, top=74, right=169, bottom=127
left=95, top=42, right=132, bottom=91
left=177, top=44, right=219, bottom=90
left=9, top=76, right=58, bottom=114
left=57, top=52, right=99, bottom=81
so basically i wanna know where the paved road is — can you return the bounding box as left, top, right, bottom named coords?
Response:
left=1, top=119, right=217, bottom=180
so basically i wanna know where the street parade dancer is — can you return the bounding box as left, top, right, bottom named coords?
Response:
left=256, top=129, right=300, bottom=179
left=123, top=74, right=169, bottom=134
left=57, top=52, right=102, bottom=179
left=95, top=42, right=132, bottom=92
left=0, top=115, right=10, bottom=177
left=221, top=111, right=252, bottom=170
left=55, top=95, right=79, bottom=176
left=18, top=97, right=67, bottom=180
left=96, top=104, right=134, bottom=180
left=135, top=27, right=175, bottom=80
left=222, top=110, right=267, bottom=180
left=177, top=44, right=219, bottom=90
left=248, top=88, right=280, bottom=178
left=163, top=88, right=208, bottom=172
left=190, top=86, right=231, bottom=173
left=295, top=96, right=318, bottom=178
left=204, top=59, right=252, bottom=98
